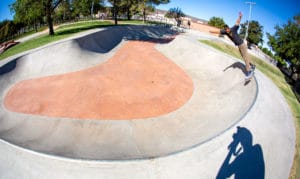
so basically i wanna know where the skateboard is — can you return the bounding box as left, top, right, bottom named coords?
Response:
left=244, top=72, right=255, bottom=85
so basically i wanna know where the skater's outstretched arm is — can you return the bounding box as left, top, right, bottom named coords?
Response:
left=236, top=12, right=243, bottom=25
left=209, top=29, right=220, bottom=34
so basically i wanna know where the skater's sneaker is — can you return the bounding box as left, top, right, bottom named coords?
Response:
left=250, top=64, right=255, bottom=70
left=245, top=70, right=254, bottom=81
left=250, top=64, right=256, bottom=72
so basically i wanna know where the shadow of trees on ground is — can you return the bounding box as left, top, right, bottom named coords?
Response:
left=74, top=25, right=178, bottom=53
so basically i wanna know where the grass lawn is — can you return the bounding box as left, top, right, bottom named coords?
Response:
left=55, top=20, right=113, bottom=35
left=200, top=39, right=300, bottom=179
left=0, top=20, right=113, bottom=60
left=0, top=20, right=167, bottom=61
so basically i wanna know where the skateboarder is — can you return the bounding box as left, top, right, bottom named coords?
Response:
left=187, top=19, right=191, bottom=29
left=210, top=12, right=255, bottom=81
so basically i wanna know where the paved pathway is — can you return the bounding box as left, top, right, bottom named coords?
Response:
left=16, top=25, right=59, bottom=43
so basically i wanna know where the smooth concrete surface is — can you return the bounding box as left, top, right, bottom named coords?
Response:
left=0, top=25, right=256, bottom=160
left=0, top=25, right=295, bottom=178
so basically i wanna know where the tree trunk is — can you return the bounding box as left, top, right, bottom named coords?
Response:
left=46, top=0, right=54, bottom=35
left=127, top=8, right=131, bottom=20
left=113, top=0, right=118, bottom=25
left=34, top=19, right=38, bottom=32
left=114, top=8, right=118, bottom=25
left=143, top=7, right=146, bottom=23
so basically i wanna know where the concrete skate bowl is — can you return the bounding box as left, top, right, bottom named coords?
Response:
left=0, top=25, right=257, bottom=160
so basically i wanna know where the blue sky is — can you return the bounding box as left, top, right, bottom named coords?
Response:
left=157, top=0, right=299, bottom=32
left=157, top=0, right=299, bottom=46
left=1, top=0, right=299, bottom=46
left=0, top=0, right=15, bottom=21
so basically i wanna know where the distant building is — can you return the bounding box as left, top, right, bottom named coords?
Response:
left=146, top=9, right=208, bottom=26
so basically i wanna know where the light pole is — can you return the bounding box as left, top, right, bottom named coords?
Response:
left=244, top=2, right=256, bottom=41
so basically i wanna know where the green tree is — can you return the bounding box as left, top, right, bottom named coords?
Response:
left=108, top=0, right=169, bottom=24
left=0, top=20, right=20, bottom=43
left=208, top=16, right=225, bottom=29
left=108, top=0, right=122, bottom=25
left=55, top=0, right=72, bottom=22
left=10, top=0, right=44, bottom=32
left=267, top=15, right=300, bottom=79
left=165, top=7, right=185, bottom=19
left=11, top=0, right=63, bottom=35
left=260, top=47, right=274, bottom=58
left=45, top=0, right=64, bottom=35
left=72, top=0, right=104, bottom=18
left=119, top=0, right=139, bottom=20
left=239, top=20, right=264, bottom=46
left=165, top=7, right=185, bottom=26
left=138, top=0, right=169, bottom=22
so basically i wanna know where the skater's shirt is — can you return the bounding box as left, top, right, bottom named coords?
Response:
left=220, top=25, right=244, bottom=46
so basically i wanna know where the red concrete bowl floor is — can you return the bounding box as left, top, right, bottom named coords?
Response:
left=4, top=40, right=194, bottom=120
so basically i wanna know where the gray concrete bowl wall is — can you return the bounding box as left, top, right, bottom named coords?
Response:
left=0, top=25, right=257, bottom=160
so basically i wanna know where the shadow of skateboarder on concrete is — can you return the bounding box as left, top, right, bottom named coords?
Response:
left=223, top=62, right=254, bottom=86
left=223, top=62, right=247, bottom=74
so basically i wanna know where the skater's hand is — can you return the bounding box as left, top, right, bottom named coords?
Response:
left=239, top=12, right=243, bottom=18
